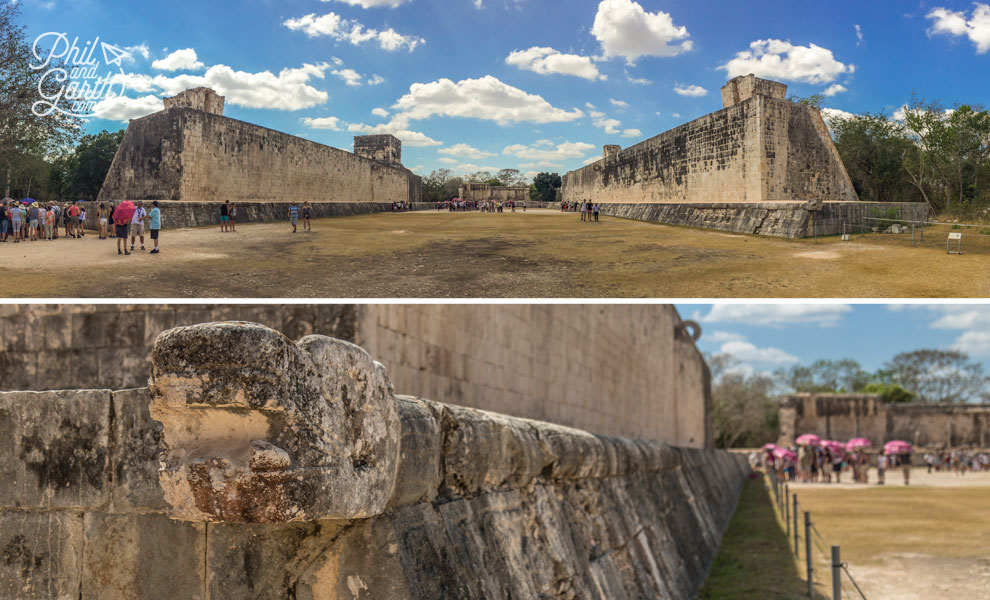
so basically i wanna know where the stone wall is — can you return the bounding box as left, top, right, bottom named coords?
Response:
left=97, top=108, right=422, bottom=205
left=0, top=324, right=747, bottom=599
left=779, top=393, right=990, bottom=447
left=595, top=201, right=930, bottom=238
left=79, top=201, right=433, bottom=230
left=563, top=93, right=857, bottom=206
left=458, top=184, right=530, bottom=204
left=0, top=304, right=710, bottom=448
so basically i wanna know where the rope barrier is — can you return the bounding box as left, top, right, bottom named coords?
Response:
left=841, top=563, right=869, bottom=600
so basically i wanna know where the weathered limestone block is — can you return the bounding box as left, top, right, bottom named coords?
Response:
left=0, top=391, right=110, bottom=509
left=81, top=513, right=205, bottom=600
left=387, top=396, right=443, bottom=508
left=0, top=512, right=84, bottom=600
left=149, top=322, right=401, bottom=523
left=438, top=403, right=552, bottom=497
left=111, top=389, right=167, bottom=511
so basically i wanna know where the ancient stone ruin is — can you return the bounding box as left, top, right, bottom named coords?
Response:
left=94, top=87, right=423, bottom=228
left=563, top=74, right=929, bottom=237
left=779, top=393, right=990, bottom=448
left=457, top=183, right=530, bottom=204
left=0, top=322, right=747, bottom=599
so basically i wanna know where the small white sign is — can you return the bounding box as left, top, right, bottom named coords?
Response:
left=949, top=232, right=963, bottom=240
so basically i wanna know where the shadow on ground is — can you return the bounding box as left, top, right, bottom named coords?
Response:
left=697, top=476, right=827, bottom=599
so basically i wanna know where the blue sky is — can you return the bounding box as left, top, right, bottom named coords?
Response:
left=15, top=0, right=990, bottom=178
left=676, top=304, right=990, bottom=377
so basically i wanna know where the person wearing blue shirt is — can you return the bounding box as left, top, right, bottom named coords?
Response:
left=289, top=203, right=299, bottom=233
left=148, top=201, right=162, bottom=254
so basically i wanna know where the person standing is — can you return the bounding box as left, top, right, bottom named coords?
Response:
left=901, top=452, right=912, bottom=485
left=220, top=201, right=230, bottom=232
left=27, top=203, right=39, bottom=241
left=289, top=202, right=299, bottom=233
left=147, top=201, right=162, bottom=254
left=78, top=205, right=86, bottom=238
left=0, top=201, right=7, bottom=242
left=45, top=205, right=54, bottom=240
left=114, top=205, right=130, bottom=255
left=130, top=201, right=147, bottom=251
left=230, top=202, right=238, bottom=232
left=10, top=202, right=21, bottom=243
left=593, top=203, right=600, bottom=222
left=98, top=204, right=108, bottom=239
left=302, top=202, right=312, bottom=231
left=877, top=453, right=887, bottom=485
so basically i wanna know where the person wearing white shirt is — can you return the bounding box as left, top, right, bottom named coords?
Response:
left=130, top=201, right=148, bottom=251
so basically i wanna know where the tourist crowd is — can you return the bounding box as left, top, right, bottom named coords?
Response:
left=752, top=441, right=920, bottom=486
left=434, top=199, right=527, bottom=213
left=0, top=199, right=162, bottom=255
left=562, top=201, right=602, bottom=222
left=923, top=449, right=990, bottom=474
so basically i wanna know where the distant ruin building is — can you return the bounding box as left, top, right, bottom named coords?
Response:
left=162, top=87, right=225, bottom=115
left=97, top=88, right=421, bottom=206
left=457, top=183, right=530, bottom=204
left=563, top=74, right=928, bottom=237
left=779, top=393, right=990, bottom=448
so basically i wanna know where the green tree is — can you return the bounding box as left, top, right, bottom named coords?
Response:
left=777, top=358, right=870, bottom=393
left=859, top=382, right=914, bottom=404
left=709, top=354, right=781, bottom=448
left=423, top=168, right=454, bottom=202
left=532, top=172, right=561, bottom=203
left=71, top=129, right=125, bottom=201
left=881, top=349, right=988, bottom=404
left=831, top=113, right=919, bottom=203
left=0, top=3, right=80, bottom=197
left=496, top=168, right=525, bottom=187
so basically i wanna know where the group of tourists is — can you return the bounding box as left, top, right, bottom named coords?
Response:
left=562, top=201, right=601, bottom=222
left=923, top=449, right=990, bottom=474
left=0, top=199, right=162, bottom=255
left=434, top=199, right=527, bottom=213
left=219, top=201, right=238, bottom=232
left=753, top=436, right=916, bottom=486
left=0, top=199, right=85, bottom=243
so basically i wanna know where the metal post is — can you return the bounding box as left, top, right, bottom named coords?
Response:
left=912, top=224, right=916, bottom=247
left=831, top=546, right=842, bottom=600
left=785, top=485, right=790, bottom=537
left=793, top=495, right=799, bottom=557
left=805, top=512, right=813, bottom=597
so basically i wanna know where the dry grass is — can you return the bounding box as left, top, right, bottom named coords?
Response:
left=1, top=210, right=988, bottom=298
left=704, top=471, right=990, bottom=599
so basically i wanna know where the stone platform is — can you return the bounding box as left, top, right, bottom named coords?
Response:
left=596, top=201, right=930, bottom=238
left=80, top=201, right=434, bottom=230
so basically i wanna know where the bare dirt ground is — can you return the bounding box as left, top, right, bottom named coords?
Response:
left=1, top=210, right=988, bottom=298
left=788, top=469, right=990, bottom=599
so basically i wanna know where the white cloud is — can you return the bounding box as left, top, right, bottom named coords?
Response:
left=324, top=0, right=409, bottom=7
left=707, top=331, right=746, bottom=343
left=301, top=116, right=342, bottom=130
left=283, top=12, right=424, bottom=52
left=474, top=0, right=483, bottom=8
left=927, top=4, right=990, bottom=54
left=855, top=24, right=864, bottom=45
left=700, top=304, right=852, bottom=327
left=621, top=128, right=641, bottom=138
left=951, top=331, right=990, bottom=357
left=610, top=98, right=629, bottom=108
left=718, top=340, right=799, bottom=366
left=391, top=76, right=584, bottom=125
left=674, top=84, right=707, bottom=97
left=583, top=156, right=602, bottom=166
left=372, top=107, right=390, bottom=118
left=519, top=161, right=563, bottom=169
left=437, top=157, right=458, bottom=165
left=367, top=74, right=385, bottom=85
left=671, top=112, right=681, bottom=118
left=627, top=75, right=651, bottom=85
left=108, top=62, right=332, bottom=111
left=591, top=0, right=692, bottom=64
left=930, top=307, right=990, bottom=330
left=152, top=48, right=205, bottom=72
left=503, top=140, right=595, bottom=161
left=332, top=68, right=364, bottom=86
left=721, top=39, right=855, bottom=84
left=821, top=107, right=856, bottom=130
left=91, top=94, right=163, bottom=122
left=124, top=44, right=150, bottom=62
left=505, top=47, right=605, bottom=81
left=822, top=83, right=847, bottom=97
left=439, top=143, right=495, bottom=160
left=589, top=110, right=621, bottom=134
left=346, top=120, right=442, bottom=147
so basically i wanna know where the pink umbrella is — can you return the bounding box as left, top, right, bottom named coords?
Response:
left=822, top=440, right=845, bottom=455
left=846, top=437, right=872, bottom=451
left=773, top=447, right=797, bottom=462
left=796, top=434, right=821, bottom=446
left=113, top=200, right=136, bottom=225
left=884, top=440, right=912, bottom=455
left=762, top=443, right=778, bottom=451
